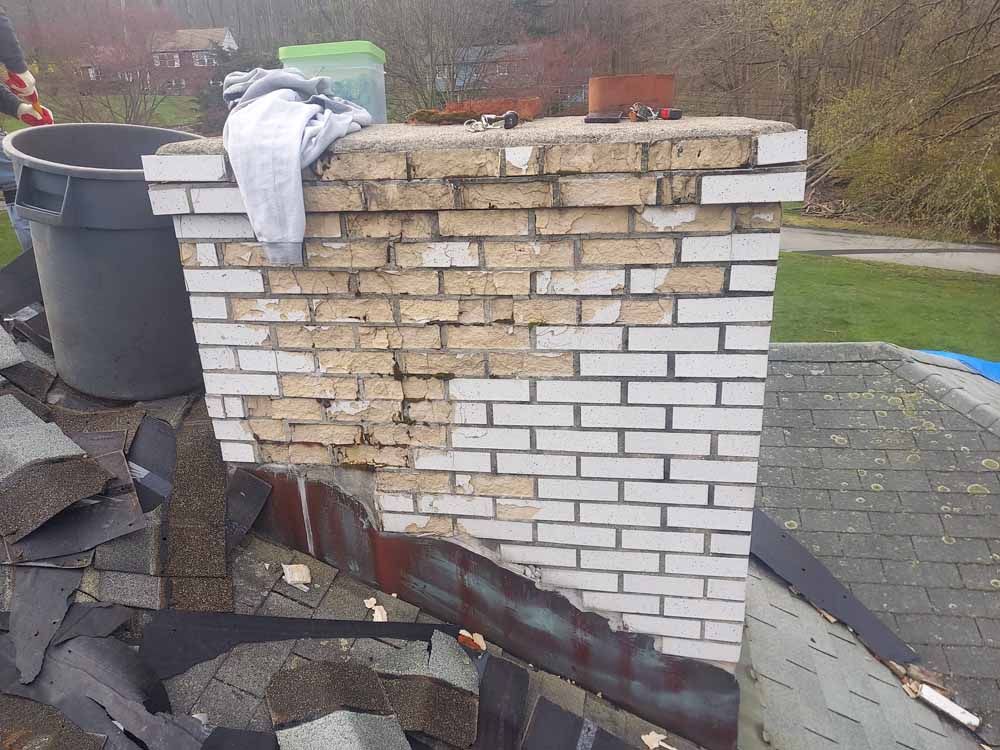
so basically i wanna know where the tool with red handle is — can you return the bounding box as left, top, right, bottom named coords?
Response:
left=5, top=70, right=52, bottom=125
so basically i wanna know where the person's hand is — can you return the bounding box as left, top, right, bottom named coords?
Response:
left=17, top=102, right=53, bottom=126
left=6, top=70, right=36, bottom=100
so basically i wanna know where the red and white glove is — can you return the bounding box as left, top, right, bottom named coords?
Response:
left=17, top=102, right=53, bottom=126
left=6, top=70, right=36, bottom=100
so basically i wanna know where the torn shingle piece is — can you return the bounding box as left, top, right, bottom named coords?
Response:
left=93, top=506, right=165, bottom=575
left=48, top=404, right=146, bottom=453
left=127, top=417, right=176, bottom=512
left=0, top=324, right=25, bottom=369
left=10, top=566, right=84, bottom=683
left=225, top=469, right=272, bottom=553
left=275, top=710, right=410, bottom=750
left=137, top=394, right=197, bottom=429
left=96, top=570, right=168, bottom=610
left=0, top=693, right=104, bottom=750
left=470, top=655, right=529, bottom=750
left=69, top=429, right=128, bottom=456
left=266, top=659, right=393, bottom=727
left=1, top=361, right=56, bottom=401
left=168, top=575, right=234, bottom=612
left=51, top=602, right=133, bottom=645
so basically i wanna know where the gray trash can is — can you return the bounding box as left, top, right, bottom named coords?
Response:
left=3, top=123, right=202, bottom=401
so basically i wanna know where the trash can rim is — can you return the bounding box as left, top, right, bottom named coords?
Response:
left=3, top=123, right=201, bottom=182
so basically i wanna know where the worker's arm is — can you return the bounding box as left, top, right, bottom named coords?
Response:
left=0, top=8, right=48, bottom=123
left=0, top=8, right=28, bottom=75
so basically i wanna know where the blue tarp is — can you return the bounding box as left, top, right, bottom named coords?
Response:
left=922, top=350, right=1000, bottom=384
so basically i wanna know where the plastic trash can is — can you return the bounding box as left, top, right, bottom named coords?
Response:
left=279, top=40, right=387, bottom=123
left=2, top=123, right=202, bottom=401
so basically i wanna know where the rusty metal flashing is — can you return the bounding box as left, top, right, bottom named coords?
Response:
left=251, top=467, right=739, bottom=750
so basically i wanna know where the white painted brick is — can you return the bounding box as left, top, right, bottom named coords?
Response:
left=536, top=326, right=622, bottom=351
left=625, top=432, right=711, bottom=456
left=725, top=325, right=771, bottom=351
left=148, top=187, right=190, bottom=215
left=707, top=579, right=747, bottom=601
left=537, top=523, right=614, bottom=547
left=219, top=441, right=256, bottom=463
left=418, top=493, right=493, bottom=517
left=582, top=591, right=659, bottom=615
left=504, top=146, right=535, bottom=173
left=457, top=518, right=532, bottom=541
left=223, top=397, right=245, bottom=418
left=142, top=153, right=227, bottom=182
left=705, top=621, right=743, bottom=642
left=276, top=351, right=315, bottom=373
left=721, top=382, right=766, bottom=406
left=203, top=372, right=279, bottom=396
left=657, top=637, right=741, bottom=663
left=449, top=379, right=529, bottom=402
left=625, top=482, right=708, bottom=505
left=496, top=452, right=576, bottom=476
left=237, top=349, right=277, bottom=372
left=579, top=550, right=660, bottom=572
left=454, top=402, right=488, bottom=424
left=756, top=129, right=808, bottom=165
left=536, top=270, right=626, bottom=295
left=637, top=205, right=726, bottom=231
left=196, top=243, right=219, bottom=267
left=628, top=382, right=717, bottom=405
left=494, top=498, right=575, bottom=522
left=184, top=269, right=264, bottom=293
left=710, top=534, right=752, bottom=556
left=205, top=396, right=225, bottom=419
left=581, top=405, right=665, bottom=430
left=681, top=233, right=780, bottom=262
left=663, top=554, right=748, bottom=577
left=413, top=450, right=492, bottom=472
left=199, top=347, right=235, bottom=370
left=717, top=434, right=761, bottom=458
left=624, top=574, right=704, bottom=598
left=624, top=614, right=702, bottom=639
left=671, top=459, right=758, bottom=484
left=212, top=419, right=254, bottom=441
left=538, top=478, right=618, bottom=502
left=580, top=503, right=661, bottom=527
left=190, top=187, right=246, bottom=213
left=729, top=265, right=777, bottom=292
left=677, top=297, right=774, bottom=323
left=675, top=353, right=768, bottom=378
left=622, top=529, right=704, bottom=552
left=402, top=241, right=478, bottom=267
left=581, top=456, right=663, bottom=479
left=668, top=506, right=753, bottom=532
left=493, top=404, right=574, bottom=426
left=501, top=545, right=576, bottom=567
left=376, top=493, right=416, bottom=513
left=580, top=353, right=669, bottom=377
left=452, top=427, right=530, bottom=450
left=701, top=171, right=806, bottom=204
left=197, top=322, right=274, bottom=347
left=673, top=407, right=763, bottom=432
left=662, top=597, right=745, bottom=622
left=174, top=214, right=255, bottom=240
left=714, top=486, right=756, bottom=508
left=189, top=296, right=228, bottom=320
left=541, top=569, right=618, bottom=592
left=536, top=380, right=621, bottom=404
left=628, top=327, right=719, bottom=352
left=383, top=513, right=432, bottom=533
left=536, top=429, right=619, bottom=454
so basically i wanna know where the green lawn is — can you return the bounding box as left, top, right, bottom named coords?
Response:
left=773, top=252, right=1000, bottom=360
left=0, top=212, right=22, bottom=267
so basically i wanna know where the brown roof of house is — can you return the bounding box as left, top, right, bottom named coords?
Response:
left=151, top=28, right=231, bottom=52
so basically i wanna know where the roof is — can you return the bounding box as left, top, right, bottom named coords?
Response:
left=151, top=28, right=232, bottom=52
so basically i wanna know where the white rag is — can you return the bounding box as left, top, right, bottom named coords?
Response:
left=222, top=68, right=372, bottom=264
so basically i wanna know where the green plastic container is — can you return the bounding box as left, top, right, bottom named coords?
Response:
left=279, top=40, right=387, bottom=123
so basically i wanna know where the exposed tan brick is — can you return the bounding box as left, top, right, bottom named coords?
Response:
left=305, top=240, right=389, bottom=269
left=245, top=397, right=325, bottom=421
left=326, top=400, right=402, bottom=423
left=736, top=204, right=782, bottom=230
left=634, top=205, right=732, bottom=233
left=489, top=298, right=514, bottom=322
left=580, top=238, right=675, bottom=266
left=280, top=375, right=358, bottom=399
left=318, top=151, right=407, bottom=181
left=458, top=299, right=485, bottom=323
left=346, top=212, right=434, bottom=239
left=490, top=352, right=574, bottom=377
left=304, top=213, right=342, bottom=238
left=642, top=267, right=725, bottom=293
left=439, top=210, right=529, bottom=237
left=581, top=299, right=673, bottom=325
left=291, top=424, right=362, bottom=445
left=462, top=181, right=553, bottom=209
left=358, top=326, right=441, bottom=349
left=179, top=242, right=216, bottom=267
left=275, top=324, right=355, bottom=350
left=447, top=325, right=530, bottom=350
left=248, top=419, right=289, bottom=443
left=544, top=143, right=642, bottom=173
left=318, top=350, right=396, bottom=374
left=367, top=423, right=447, bottom=448
left=454, top=473, right=534, bottom=498
left=290, top=443, right=334, bottom=464
left=401, top=377, right=446, bottom=400
left=407, top=516, right=454, bottom=535
left=512, top=299, right=577, bottom=325
left=670, top=137, right=751, bottom=169
left=409, top=149, right=499, bottom=178
left=647, top=140, right=672, bottom=171
left=232, top=298, right=309, bottom=322
left=303, top=184, right=365, bottom=212
left=312, top=299, right=394, bottom=324
left=259, top=444, right=292, bottom=463
left=535, top=207, right=629, bottom=235
left=376, top=470, right=450, bottom=493
left=365, top=181, right=456, bottom=211
left=664, top=174, right=699, bottom=204
left=399, top=298, right=460, bottom=323
left=268, top=270, right=350, bottom=294
left=362, top=378, right=405, bottom=400
left=559, top=175, right=656, bottom=207
left=483, top=240, right=574, bottom=268
left=442, top=271, right=531, bottom=296
left=396, top=241, right=478, bottom=268
left=221, top=243, right=270, bottom=267
left=337, top=445, right=409, bottom=467
left=358, top=270, right=439, bottom=296
left=404, top=400, right=453, bottom=423
left=402, top=352, right=486, bottom=376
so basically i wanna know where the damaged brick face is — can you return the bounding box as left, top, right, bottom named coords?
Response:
left=153, top=123, right=808, bottom=667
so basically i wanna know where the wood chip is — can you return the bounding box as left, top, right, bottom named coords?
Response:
left=917, top=684, right=981, bottom=731
left=281, top=563, right=311, bottom=592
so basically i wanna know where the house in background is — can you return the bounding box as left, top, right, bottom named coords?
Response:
left=149, top=28, right=238, bottom=95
